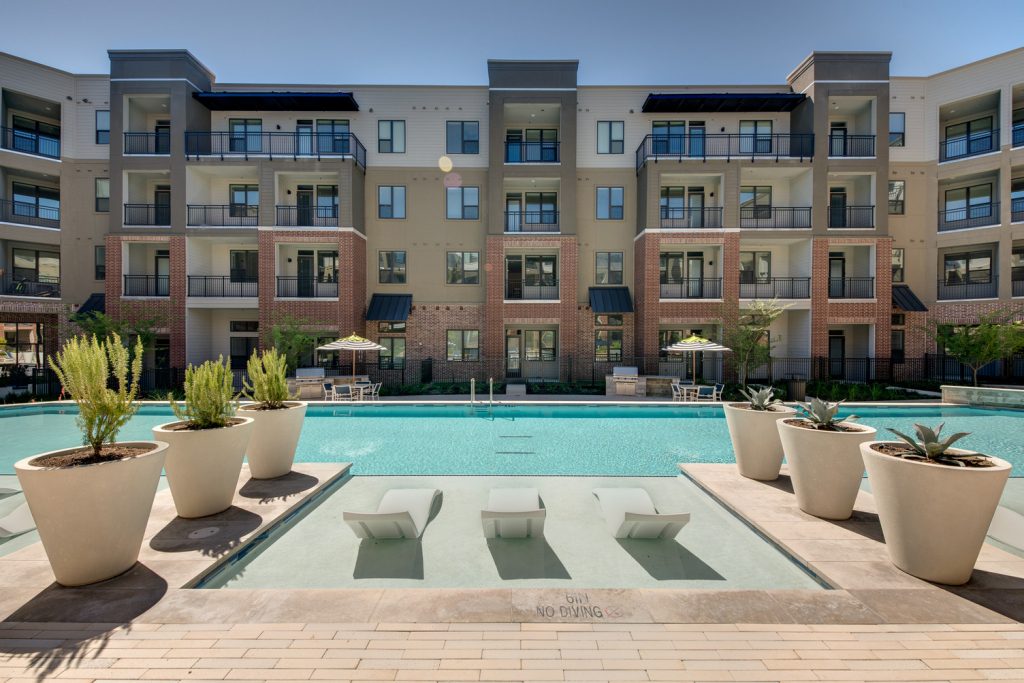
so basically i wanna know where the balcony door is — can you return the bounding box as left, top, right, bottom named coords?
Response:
left=296, top=120, right=313, bottom=156
left=830, top=122, right=848, bottom=156
left=505, top=130, right=523, bottom=163
left=829, top=253, right=846, bottom=298
left=154, top=186, right=171, bottom=226
left=828, top=331, right=845, bottom=378
left=154, top=120, right=170, bottom=155
left=296, top=186, right=313, bottom=226
left=505, top=255, right=523, bottom=299
left=504, top=195, right=522, bottom=232
left=687, top=189, right=705, bottom=227
left=829, top=187, right=847, bottom=227
left=505, top=333, right=521, bottom=378
left=155, top=250, right=170, bottom=296
left=687, top=252, right=705, bottom=298
left=297, top=250, right=314, bottom=297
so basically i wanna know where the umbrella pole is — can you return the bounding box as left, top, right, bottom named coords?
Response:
left=352, top=349, right=356, bottom=381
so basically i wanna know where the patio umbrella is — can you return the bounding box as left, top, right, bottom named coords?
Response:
left=317, top=333, right=387, bottom=381
left=662, top=334, right=731, bottom=382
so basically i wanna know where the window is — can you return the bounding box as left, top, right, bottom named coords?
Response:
left=505, top=128, right=558, bottom=162
left=739, top=120, right=773, bottom=154
left=12, top=248, right=59, bottom=282
left=378, top=251, right=407, bottom=283
left=0, top=322, right=44, bottom=368
left=229, top=184, right=259, bottom=218
left=446, top=186, right=479, bottom=220
left=944, top=183, right=992, bottom=220
left=379, top=322, right=406, bottom=333
left=524, top=255, right=557, bottom=287
left=378, top=186, right=406, bottom=219
left=228, top=337, right=258, bottom=370
left=95, top=110, right=110, bottom=144
left=446, top=330, right=480, bottom=361
left=379, top=337, right=406, bottom=369
left=891, top=248, right=905, bottom=283
left=944, top=250, right=992, bottom=285
left=12, top=182, right=60, bottom=221
left=316, top=119, right=350, bottom=153
left=596, top=314, right=623, bottom=326
left=596, top=187, right=624, bottom=219
left=595, top=252, right=623, bottom=285
left=230, top=321, right=259, bottom=332
left=888, top=180, right=905, bottom=215
left=595, top=330, right=623, bottom=362
left=891, top=329, right=905, bottom=363
left=740, top=186, right=772, bottom=219
left=739, top=251, right=771, bottom=283
left=597, top=121, right=624, bottom=154
left=316, top=185, right=339, bottom=219
left=229, top=118, right=261, bottom=152
left=1012, top=247, right=1024, bottom=283
left=892, top=313, right=905, bottom=326
left=94, top=245, right=105, bottom=280
left=229, top=250, right=259, bottom=282
left=11, top=115, right=60, bottom=156
left=524, top=330, right=556, bottom=361
left=889, top=112, right=905, bottom=147
left=94, top=178, right=109, bottom=212
left=446, top=121, right=479, bottom=154
left=378, top=120, right=406, bottom=153
left=446, top=251, right=479, bottom=284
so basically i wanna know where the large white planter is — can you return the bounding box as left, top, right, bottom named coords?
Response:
left=777, top=419, right=876, bottom=520
left=239, top=401, right=307, bottom=479
left=862, top=442, right=1011, bottom=585
left=723, top=402, right=797, bottom=481
left=14, top=442, right=167, bottom=587
left=153, top=417, right=254, bottom=519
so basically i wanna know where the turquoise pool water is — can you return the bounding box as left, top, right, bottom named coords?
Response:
left=1, top=402, right=1020, bottom=476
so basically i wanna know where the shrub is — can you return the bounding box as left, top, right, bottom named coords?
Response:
left=170, top=357, right=238, bottom=429
left=243, top=348, right=295, bottom=409
left=49, top=333, right=143, bottom=456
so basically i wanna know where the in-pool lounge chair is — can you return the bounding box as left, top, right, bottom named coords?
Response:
left=592, top=488, right=690, bottom=539
left=343, top=488, right=440, bottom=539
left=481, top=488, right=546, bottom=539
left=0, top=503, right=35, bottom=538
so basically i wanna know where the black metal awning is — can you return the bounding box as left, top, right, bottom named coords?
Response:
left=366, top=294, right=412, bottom=321
left=589, top=287, right=634, bottom=313
left=642, top=92, right=805, bottom=113
left=75, top=293, right=105, bottom=316
left=193, top=91, right=359, bottom=111
left=892, top=285, right=928, bottom=312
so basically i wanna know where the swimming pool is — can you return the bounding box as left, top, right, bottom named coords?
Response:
left=1, top=402, right=1020, bottom=476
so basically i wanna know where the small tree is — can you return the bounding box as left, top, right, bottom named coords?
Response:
left=71, top=312, right=164, bottom=363
left=271, top=315, right=331, bottom=373
left=243, top=348, right=295, bottom=409
left=49, top=333, right=143, bottom=457
left=170, top=357, right=238, bottom=429
left=724, top=299, right=786, bottom=387
left=929, top=311, right=1024, bottom=386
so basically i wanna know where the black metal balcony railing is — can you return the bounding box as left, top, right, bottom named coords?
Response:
left=659, top=207, right=723, bottom=229
left=505, top=280, right=559, bottom=300
left=185, top=131, right=367, bottom=168
left=739, top=277, right=811, bottom=299
left=124, top=204, right=171, bottom=226
left=739, top=206, right=812, bottom=229
left=828, top=134, right=876, bottom=157
left=938, top=202, right=1000, bottom=231
left=940, top=129, right=999, bottom=162
left=276, top=277, right=339, bottom=298
left=187, top=205, right=259, bottom=227
left=1014, top=278, right=1024, bottom=297
left=828, top=277, right=875, bottom=299
left=123, top=275, right=170, bottom=297
left=275, top=205, right=339, bottom=227
left=504, top=140, right=560, bottom=163
left=2, top=274, right=60, bottom=298
left=660, top=278, right=723, bottom=299
left=635, top=133, right=814, bottom=169
left=828, top=205, right=875, bottom=228
left=123, top=132, right=171, bottom=155
left=0, top=199, right=60, bottom=229
left=187, top=275, right=258, bottom=297
left=504, top=211, right=560, bottom=232
left=1010, top=197, right=1023, bottom=223
left=1014, top=123, right=1024, bottom=148
left=1, top=126, right=60, bottom=159
left=938, top=278, right=998, bottom=301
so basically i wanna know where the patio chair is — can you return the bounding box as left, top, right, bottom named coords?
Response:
left=592, top=488, right=690, bottom=540
left=713, top=383, right=725, bottom=401
left=343, top=488, right=441, bottom=539
left=0, top=503, right=35, bottom=538
left=481, top=488, right=546, bottom=539
left=368, top=382, right=382, bottom=400
left=321, top=382, right=336, bottom=401
left=695, top=385, right=715, bottom=401
left=335, top=384, right=355, bottom=402
left=670, top=383, right=684, bottom=402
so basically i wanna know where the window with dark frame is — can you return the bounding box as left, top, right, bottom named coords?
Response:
left=378, top=251, right=407, bottom=283
left=95, top=110, right=110, bottom=144
left=94, top=178, right=109, bottom=212
left=446, top=186, right=479, bottom=219
left=595, top=251, right=623, bottom=285
left=12, top=247, right=59, bottom=283
left=229, top=184, right=259, bottom=218
left=889, top=112, right=905, bottom=147
left=94, top=245, right=105, bottom=280
left=892, top=248, right=905, bottom=283
left=740, top=186, right=772, bottom=219
left=378, top=120, right=406, bottom=153
left=230, top=321, right=259, bottom=332
left=378, top=337, right=406, bottom=369
left=1013, top=248, right=1024, bottom=283
left=378, top=186, right=406, bottom=219
left=892, top=313, right=905, bottom=326
left=446, top=330, right=480, bottom=361
left=888, top=180, right=905, bottom=214
left=229, top=250, right=259, bottom=282
left=943, top=250, right=992, bottom=285
left=596, top=186, right=624, bottom=219
left=379, top=322, right=406, bottom=333
left=446, top=251, right=479, bottom=285
left=595, top=329, right=623, bottom=362
left=891, top=329, right=905, bottom=363
left=595, top=314, right=623, bottom=326
left=524, top=329, right=556, bottom=361
left=446, top=121, right=479, bottom=154
left=229, top=336, right=258, bottom=370
left=597, top=121, right=624, bottom=154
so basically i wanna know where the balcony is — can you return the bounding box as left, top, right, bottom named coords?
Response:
left=124, top=132, right=170, bottom=155
left=188, top=205, right=259, bottom=227
left=660, top=278, right=723, bottom=299
left=1, top=126, right=59, bottom=159
left=505, top=280, right=558, bottom=300
left=276, top=277, right=338, bottom=298
left=659, top=207, right=723, bottom=229
left=828, top=277, right=875, bottom=299
left=635, top=133, right=813, bottom=169
left=828, top=205, right=875, bottom=229
left=940, top=129, right=998, bottom=162
left=504, top=211, right=559, bottom=233
left=0, top=199, right=59, bottom=229
left=739, top=207, right=811, bottom=229
left=937, top=278, right=998, bottom=300
left=1014, top=122, right=1024, bottom=148
left=124, top=204, right=171, bottom=226
left=123, top=275, right=169, bottom=297
left=1012, top=197, right=1024, bottom=223
left=828, top=135, right=875, bottom=158
left=275, top=205, right=338, bottom=227
left=938, top=202, right=1000, bottom=232
left=185, top=131, right=366, bottom=168
left=504, top=140, right=559, bottom=163
left=739, top=277, right=810, bottom=299
left=1, top=274, right=59, bottom=298
left=187, top=275, right=258, bottom=297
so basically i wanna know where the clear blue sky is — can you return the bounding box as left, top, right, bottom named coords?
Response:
left=6, top=0, right=1024, bottom=85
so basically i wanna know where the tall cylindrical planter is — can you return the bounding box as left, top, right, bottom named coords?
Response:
left=862, top=443, right=1010, bottom=585
left=15, top=442, right=168, bottom=587
left=239, top=402, right=307, bottom=479
left=777, top=420, right=876, bottom=520
left=723, top=403, right=796, bottom=481
left=153, top=417, right=254, bottom=519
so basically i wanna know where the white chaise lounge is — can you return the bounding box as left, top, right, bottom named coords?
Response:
left=592, top=488, right=690, bottom=539
left=481, top=488, right=546, bottom=539
left=0, top=503, right=35, bottom=538
left=343, top=488, right=440, bottom=539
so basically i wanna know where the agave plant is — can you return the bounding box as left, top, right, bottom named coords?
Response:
left=794, top=397, right=857, bottom=430
left=886, top=423, right=992, bottom=467
left=739, top=386, right=782, bottom=411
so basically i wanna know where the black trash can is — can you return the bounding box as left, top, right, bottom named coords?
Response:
left=786, top=375, right=807, bottom=401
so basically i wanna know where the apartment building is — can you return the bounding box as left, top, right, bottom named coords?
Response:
left=1, top=47, right=1021, bottom=387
